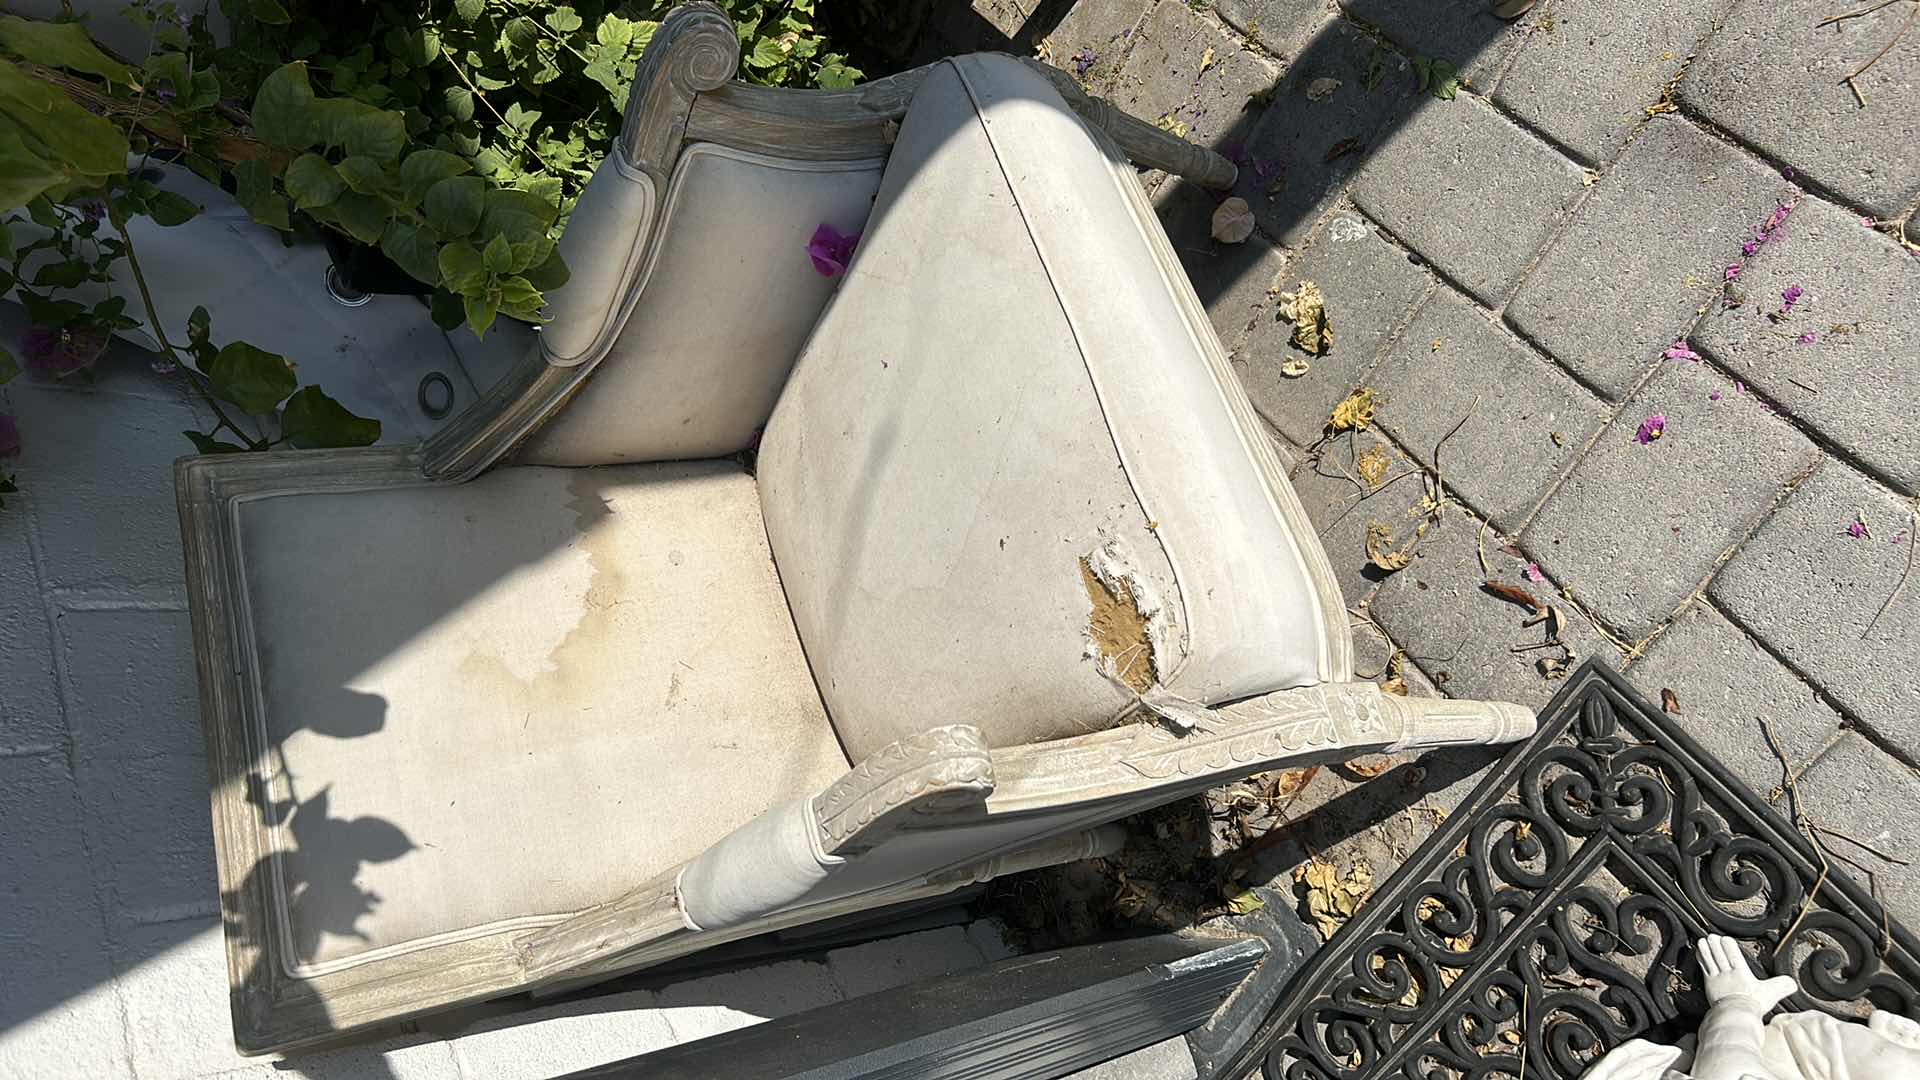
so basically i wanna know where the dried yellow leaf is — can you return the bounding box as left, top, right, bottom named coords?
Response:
left=1199, top=44, right=1216, bottom=73
left=1226, top=889, right=1266, bottom=915
left=1280, top=357, right=1311, bottom=377
left=1210, top=195, right=1255, bottom=243
left=1277, top=280, right=1333, bottom=355
left=1155, top=112, right=1188, bottom=138
left=1328, top=387, right=1377, bottom=432
left=1355, top=443, right=1392, bottom=489
left=1365, top=522, right=1413, bottom=572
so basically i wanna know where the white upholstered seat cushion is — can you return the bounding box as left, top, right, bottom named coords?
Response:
left=757, top=55, right=1345, bottom=762
left=232, top=460, right=847, bottom=970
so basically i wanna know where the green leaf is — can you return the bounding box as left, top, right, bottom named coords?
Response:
left=0, top=16, right=135, bottom=83
left=342, top=108, right=406, bottom=164
left=184, top=430, right=247, bottom=454
left=398, top=148, right=468, bottom=202
left=249, top=0, right=292, bottom=25
left=334, top=155, right=390, bottom=195
left=441, top=85, right=474, bottom=122
left=429, top=287, right=465, bottom=330
left=1225, top=890, right=1267, bottom=916
left=546, top=7, right=584, bottom=34
left=208, top=340, right=297, bottom=414
left=816, top=61, right=858, bottom=90
left=145, top=190, right=200, bottom=226
left=482, top=231, right=513, bottom=273
left=436, top=240, right=487, bottom=294
left=0, top=343, right=18, bottom=386
left=521, top=248, right=569, bottom=292
left=283, top=153, right=345, bottom=209
left=463, top=290, right=498, bottom=336
left=748, top=37, right=787, bottom=69
left=380, top=219, right=439, bottom=287
left=502, top=17, right=540, bottom=53
left=25, top=194, right=59, bottom=228
left=251, top=63, right=318, bottom=149
left=309, top=97, right=378, bottom=150
left=483, top=185, right=560, bottom=229
left=453, top=0, right=485, bottom=24
left=232, top=158, right=289, bottom=230
left=0, top=60, right=130, bottom=180
left=423, top=175, right=484, bottom=236
left=31, top=258, right=89, bottom=288
left=0, top=124, right=67, bottom=211
left=280, top=386, right=380, bottom=448
left=328, top=191, right=389, bottom=244
left=595, top=15, right=634, bottom=50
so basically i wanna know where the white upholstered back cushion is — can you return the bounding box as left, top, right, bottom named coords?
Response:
left=517, top=145, right=885, bottom=466
left=757, top=56, right=1341, bottom=762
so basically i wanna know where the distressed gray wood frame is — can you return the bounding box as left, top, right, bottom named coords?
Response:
left=173, top=2, right=1533, bottom=1055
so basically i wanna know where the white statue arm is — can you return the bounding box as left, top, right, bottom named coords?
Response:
left=1692, top=935, right=1799, bottom=1080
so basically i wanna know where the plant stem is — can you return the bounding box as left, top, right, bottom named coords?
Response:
left=104, top=200, right=263, bottom=449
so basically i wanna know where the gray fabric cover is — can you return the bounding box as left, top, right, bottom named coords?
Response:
left=518, top=145, right=885, bottom=466
left=757, top=56, right=1336, bottom=761
left=234, top=460, right=847, bottom=969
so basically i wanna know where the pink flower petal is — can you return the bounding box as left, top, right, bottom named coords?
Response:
left=1709, top=391, right=1721, bottom=401
left=1796, top=331, right=1817, bottom=345
left=1724, top=263, right=1742, bottom=281
left=1634, top=413, right=1667, bottom=445
left=806, top=223, right=861, bottom=277
left=1663, top=340, right=1702, bottom=362
left=1524, top=562, right=1544, bottom=583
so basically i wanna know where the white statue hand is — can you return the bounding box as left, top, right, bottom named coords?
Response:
left=1699, top=935, right=1796, bottom=1014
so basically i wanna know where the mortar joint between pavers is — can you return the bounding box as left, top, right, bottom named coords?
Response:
left=1700, top=593, right=1920, bottom=775
left=1674, top=104, right=1910, bottom=238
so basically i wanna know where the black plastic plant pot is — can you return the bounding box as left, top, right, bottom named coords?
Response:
left=320, top=229, right=431, bottom=298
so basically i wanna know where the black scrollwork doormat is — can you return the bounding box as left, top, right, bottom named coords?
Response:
left=1251, top=661, right=1920, bottom=1080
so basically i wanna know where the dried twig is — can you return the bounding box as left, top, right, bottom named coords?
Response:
left=1845, top=0, right=1918, bottom=82
left=1811, top=823, right=1912, bottom=866
left=1820, top=0, right=1904, bottom=25
left=1763, top=717, right=1832, bottom=945
left=1429, top=395, right=1482, bottom=514
left=1865, top=496, right=1919, bottom=637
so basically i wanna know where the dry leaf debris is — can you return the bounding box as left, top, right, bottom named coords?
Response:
left=1296, top=857, right=1374, bottom=939
left=1278, top=280, right=1333, bottom=355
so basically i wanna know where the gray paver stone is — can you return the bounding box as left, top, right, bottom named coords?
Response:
left=1697, top=194, right=1920, bottom=495
left=1624, top=601, right=1843, bottom=799
left=825, top=924, right=989, bottom=999
left=1180, top=33, right=1282, bottom=147
left=1370, top=503, right=1618, bottom=710
left=1524, top=358, right=1819, bottom=640
left=1041, top=0, right=1156, bottom=92
left=58, top=608, right=218, bottom=925
left=1681, top=0, right=1920, bottom=218
left=1785, top=736, right=1920, bottom=928
left=1240, top=22, right=1421, bottom=245
left=1352, top=97, right=1587, bottom=306
left=1234, top=214, right=1430, bottom=444
left=1495, top=0, right=1726, bottom=164
left=0, top=503, right=60, bottom=753
left=1371, top=288, right=1609, bottom=527
left=1507, top=116, right=1796, bottom=400
left=9, top=379, right=207, bottom=594
left=1708, top=458, right=1920, bottom=751
left=0, top=754, right=131, bottom=1080
left=1109, top=2, right=1230, bottom=127
left=448, top=990, right=674, bottom=1080
left=1067, top=1036, right=1200, bottom=1079
left=656, top=957, right=843, bottom=1043
left=1337, top=0, right=1537, bottom=85
left=1287, top=435, right=1437, bottom=608
left=1213, top=0, right=1332, bottom=57
left=1154, top=178, right=1288, bottom=345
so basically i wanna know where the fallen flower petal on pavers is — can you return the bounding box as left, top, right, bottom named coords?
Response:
left=1665, top=340, right=1702, bottom=361
left=1635, top=413, right=1667, bottom=444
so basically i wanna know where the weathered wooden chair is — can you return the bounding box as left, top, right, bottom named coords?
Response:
left=175, top=2, right=1536, bottom=1053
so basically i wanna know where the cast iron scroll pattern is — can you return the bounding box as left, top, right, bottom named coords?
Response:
left=1260, top=663, right=1920, bottom=1080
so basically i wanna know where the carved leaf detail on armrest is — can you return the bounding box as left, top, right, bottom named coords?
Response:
left=813, top=725, right=995, bottom=856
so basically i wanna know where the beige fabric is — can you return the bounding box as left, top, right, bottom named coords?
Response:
left=518, top=144, right=885, bottom=466
left=757, top=56, right=1335, bottom=762
left=233, top=460, right=847, bottom=971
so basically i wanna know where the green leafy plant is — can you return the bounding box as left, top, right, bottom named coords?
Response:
left=0, top=6, right=383, bottom=503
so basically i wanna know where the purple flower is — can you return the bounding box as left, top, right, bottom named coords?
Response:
left=1524, top=562, right=1544, bottom=583
left=1781, top=284, right=1803, bottom=312
left=1864, top=216, right=1878, bottom=227
left=1796, top=331, right=1817, bottom=345
left=805, top=223, right=860, bottom=277
left=152, top=79, right=177, bottom=104
left=0, top=412, right=19, bottom=458
left=1846, top=517, right=1868, bottom=539
left=1764, top=202, right=1793, bottom=232
left=1741, top=240, right=1760, bottom=257
left=21, top=324, right=108, bottom=377
left=77, top=199, right=106, bottom=223
left=1070, top=48, right=1097, bottom=77
left=1781, top=167, right=1795, bottom=180
left=1709, top=390, right=1722, bottom=401
left=1663, top=340, right=1701, bottom=362
left=1635, top=413, right=1666, bottom=445
left=1724, top=263, right=1742, bottom=281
